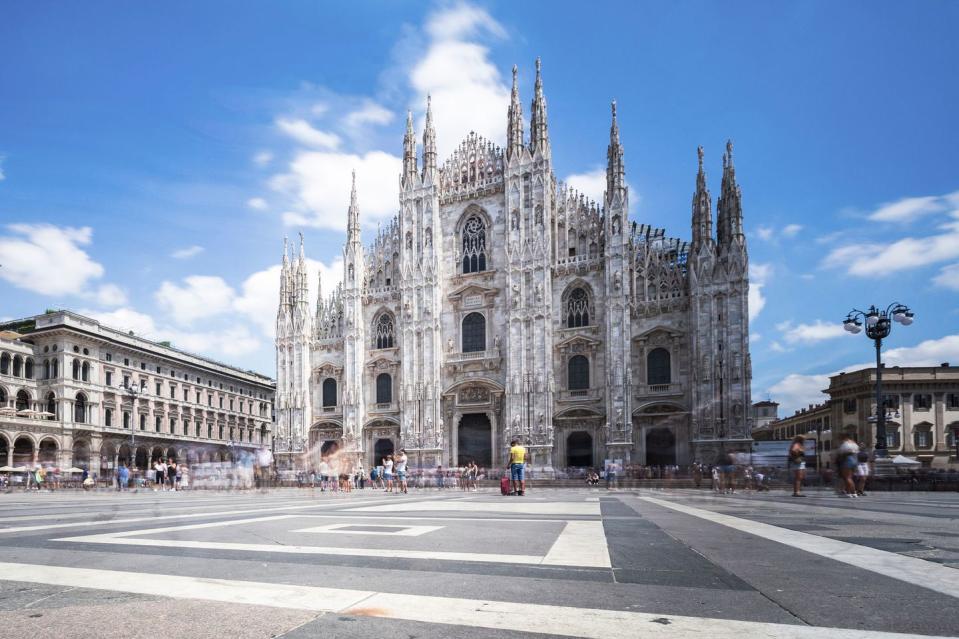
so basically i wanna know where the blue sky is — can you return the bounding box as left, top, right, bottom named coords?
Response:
left=1, top=1, right=957, bottom=414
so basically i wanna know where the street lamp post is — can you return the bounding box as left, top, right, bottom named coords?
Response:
left=118, top=381, right=143, bottom=479
left=842, top=303, right=914, bottom=458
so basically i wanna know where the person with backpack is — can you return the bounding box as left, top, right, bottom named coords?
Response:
left=788, top=435, right=807, bottom=497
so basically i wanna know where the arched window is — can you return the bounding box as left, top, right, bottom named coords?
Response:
left=322, top=378, right=337, bottom=407
left=0, top=352, right=9, bottom=375
left=75, top=392, right=87, bottom=423
left=568, top=355, right=589, bottom=390
left=12, top=355, right=22, bottom=377
left=105, top=408, right=113, bottom=427
left=45, top=392, right=56, bottom=419
left=44, top=359, right=51, bottom=379
left=372, top=313, right=395, bottom=349
left=461, top=312, right=486, bottom=353
left=51, top=359, right=58, bottom=378
left=81, top=361, right=90, bottom=382
left=25, top=359, right=34, bottom=379
left=461, top=214, right=488, bottom=273
left=647, top=348, right=671, bottom=386
left=72, top=359, right=80, bottom=380
left=15, top=390, right=29, bottom=412
left=376, top=373, right=392, bottom=404
left=0, top=387, right=6, bottom=406
left=564, top=287, right=591, bottom=328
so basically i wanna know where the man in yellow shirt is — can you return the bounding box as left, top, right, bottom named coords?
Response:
left=507, top=439, right=527, bottom=496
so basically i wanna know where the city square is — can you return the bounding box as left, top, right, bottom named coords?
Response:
left=1, top=487, right=958, bottom=637
left=2, top=1, right=958, bottom=637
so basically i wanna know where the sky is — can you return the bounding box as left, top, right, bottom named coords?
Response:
left=1, top=1, right=957, bottom=416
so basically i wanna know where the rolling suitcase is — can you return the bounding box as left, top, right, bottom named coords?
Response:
left=500, top=476, right=511, bottom=496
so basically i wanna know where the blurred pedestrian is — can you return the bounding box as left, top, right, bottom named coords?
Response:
left=788, top=436, right=807, bottom=497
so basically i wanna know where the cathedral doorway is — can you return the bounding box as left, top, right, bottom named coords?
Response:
left=373, top=438, right=394, bottom=465
left=646, top=428, right=676, bottom=466
left=566, top=431, right=593, bottom=468
left=458, top=413, right=491, bottom=467
left=320, top=440, right=339, bottom=457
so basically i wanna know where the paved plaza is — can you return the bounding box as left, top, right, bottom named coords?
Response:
left=1, top=488, right=958, bottom=638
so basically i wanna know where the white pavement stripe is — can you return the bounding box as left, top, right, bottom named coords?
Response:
left=542, top=521, right=611, bottom=567
left=0, top=496, right=409, bottom=534
left=346, top=500, right=601, bottom=516
left=55, top=531, right=546, bottom=566
left=0, top=561, right=945, bottom=639
left=640, top=496, right=959, bottom=600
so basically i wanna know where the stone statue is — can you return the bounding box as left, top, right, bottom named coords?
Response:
left=446, top=337, right=454, bottom=353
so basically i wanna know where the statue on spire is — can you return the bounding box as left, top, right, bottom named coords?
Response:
left=347, top=169, right=361, bottom=243
left=606, top=100, right=626, bottom=204
left=402, top=110, right=417, bottom=187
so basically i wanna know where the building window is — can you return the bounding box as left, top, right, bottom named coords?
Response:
left=949, top=394, right=959, bottom=409
left=461, top=312, right=486, bottom=353
left=156, top=382, right=162, bottom=395
left=139, top=414, right=146, bottom=430
left=25, top=358, right=33, bottom=379
left=124, top=358, right=129, bottom=366
left=123, top=412, right=131, bottom=429
left=914, top=429, right=932, bottom=449
left=45, top=392, right=56, bottom=419
left=105, top=408, right=113, bottom=427
left=913, top=394, right=932, bottom=410
left=106, top=353, right=112, bottom=362
left=0, top=352, right=8, bottom=375
left=322, top=378, right=337, bottom=407
left=843, top=398, right=856, bottom=413
left=81, top=361, right=90, bottom=382
left=376, top=373, right=392, bottom=404
left=647, top=348, right=671, bottom=386
left=568, top=355, right=589, bottom=390
left=882, top=394, right=900, bottom=410
left=886, top=427, right=901, bottom=449
left=564, top=287, right=591, bottom=328
left=155, top=416, right=162, bottom=432
left=72, top=359, right=80, bottom=380
left=372, top=313, right=395, bottom=349
left=74, top=392, right=87, bottom=423
left=170, top=386, right=175, bottom=398
left=170, top=417, right=176, bottom=434
left=106, top=371, right=113, bottom=387
left=461, top=214, right=488, bottom=273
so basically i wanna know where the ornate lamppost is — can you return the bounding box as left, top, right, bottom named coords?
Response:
left=842, top=303, right=914, bottom=457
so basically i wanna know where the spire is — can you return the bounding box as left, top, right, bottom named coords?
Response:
left=717, top=139, right=744, bottom=248
left=605, top=100, right=626, bottom=203
left=347, top=170, right=361, bottom=244
left=691, top=145, right=713, bottom=249
left=506, top=64, right=524, bottom=160
left=402, top=110, right=417, bottom=186
left=315, top=269, right=324, bottom=317
left=529, top=57, right=549, bottom=155
left=279, top=236, right=291, bottom=308
left=422, top=95, right=437, bottom=180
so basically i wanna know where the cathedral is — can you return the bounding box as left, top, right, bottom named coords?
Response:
left=274, top=59, right=752, bottom=473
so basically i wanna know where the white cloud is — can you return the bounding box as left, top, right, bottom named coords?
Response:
left=310, top=103, right=329, bottom=117
left=755, top=226, right=774, bottom=241
left=748, top=262, right=771, bottom=322
left=750, top=333, right=761, bottom=343
left=343, top=100, right=394, bottom=128
left=94, top=283, right=127, bottom=307
left=823, top=211, right=959, bottom=276
left=247, top=197, right=268, bottom=211
left=781, top=223, right=803, bottom=237
left=776, top=319, right=846, bottom=345
left=154, top=275, right=237, bottom=325
left=0, top=155, right=6, bottom=180
left=270, top=150, right=402, bottom=230
left=275, top=118, right=341, bottom=150
left=933, top=262, right=959, bottom=290
left=253, top=151, right=274, bottom=167
left=79, top=307, right=261, bottom=358
left=409, top=3, right=510, bottom=159
left=0, top=224, right=105, bottom=296
left=868, top=190, right=959, bottom=223
left=171, top=245, right=204, bottom=260
left=756, top=224, right=801, bottom=242
left=767, top=332, right=959, bottom=414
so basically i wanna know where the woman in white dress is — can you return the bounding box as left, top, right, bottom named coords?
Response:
left=383, top=455, right=394, bottom=493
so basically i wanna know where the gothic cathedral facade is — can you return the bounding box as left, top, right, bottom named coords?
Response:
left=275, top=60, right=752, bottom=473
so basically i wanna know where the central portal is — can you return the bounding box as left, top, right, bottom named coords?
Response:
left=458, top=413, right=492, bottom=467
